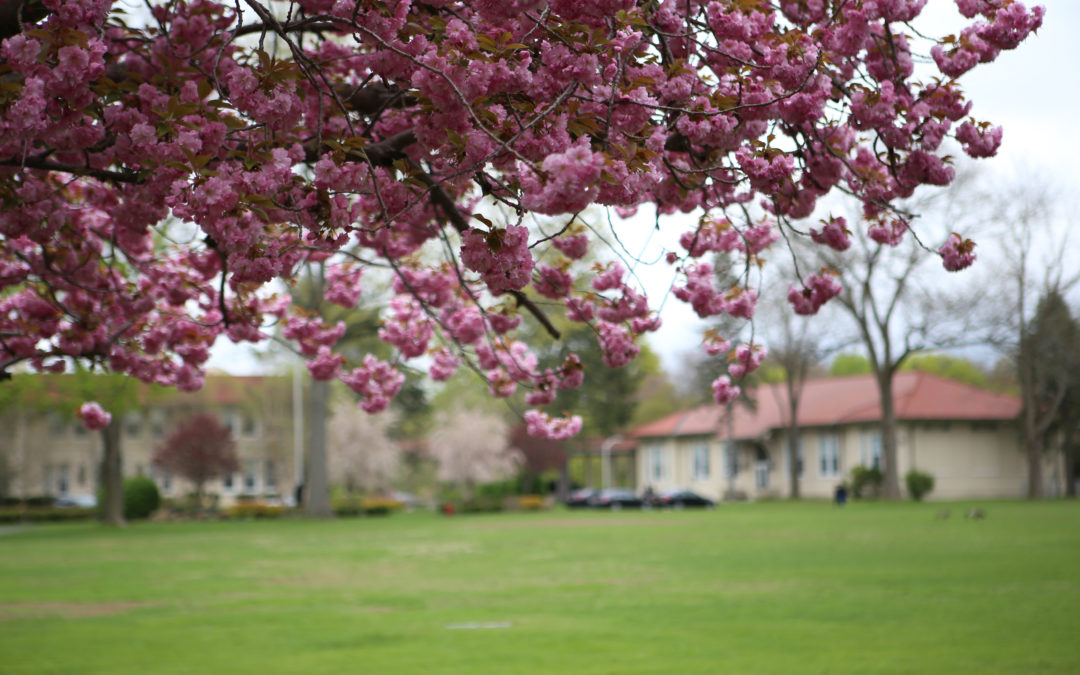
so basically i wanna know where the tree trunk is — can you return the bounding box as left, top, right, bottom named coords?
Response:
left=304, top=378, right=333, bottom=517
left=1025, top=430, right=1044, bottom=500
left=1065, top=434, right=1077, bottom=498
left=786, top=380, right=801, bottom=499
left=786, top=426, right=800, bottom=499
left=878, top=373, right=902, bottom=500
left=99, top=422, right=125, bottom=526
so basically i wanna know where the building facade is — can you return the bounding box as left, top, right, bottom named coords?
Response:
left=0, top=375, right=297, bottom=505
left=633, top=373, right=1066, bottom=501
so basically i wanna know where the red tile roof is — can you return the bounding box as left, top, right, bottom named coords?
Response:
left=632, top=372, right=1021, bottom=441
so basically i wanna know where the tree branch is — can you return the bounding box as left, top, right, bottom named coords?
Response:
left=505, top=290, right=561, bottom=340
left=0, top=0, right=47, bottom=41
left=0, top=157, right=144, bottom=184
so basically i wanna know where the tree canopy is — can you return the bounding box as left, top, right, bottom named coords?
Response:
left=0, top=0, right=1043, bottom=437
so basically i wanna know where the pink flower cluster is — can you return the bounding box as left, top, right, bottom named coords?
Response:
left=788, top=273, right=843, bottom=316
left=461, top=226, right=535, bottom=295
left=78, top=402, right=112, bottom=431
left=0, top=0, right=1044, bottom=437
left=939, top=233, right=977, bottom=272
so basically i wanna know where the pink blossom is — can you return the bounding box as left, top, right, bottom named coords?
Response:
left=429, top=347, right=460, bottom=381
left=939, top=233, right=977, bottom=272
left=79, top=402, right=112, bottom=431
left=810, top=217, right=852, bottom=251
left=523, top=410, right=583, bottom=440
left=788, top=273, right=843, bottom=315
left=712, top=376, right=741, bottom=405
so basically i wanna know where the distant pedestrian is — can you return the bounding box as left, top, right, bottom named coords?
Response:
left=834, top=484, right=847, bottom=506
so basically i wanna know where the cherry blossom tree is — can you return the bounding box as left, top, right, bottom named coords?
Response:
left=0, top=0, right=1044, bottom=438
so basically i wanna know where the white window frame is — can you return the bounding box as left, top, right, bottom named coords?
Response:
left=691, top=442, right=710, bottom=481
left=819, top=434, right=840, bottom=477
left=860, top=430, right=884, bottom=470
left=648, top=447, right=668, bottom=483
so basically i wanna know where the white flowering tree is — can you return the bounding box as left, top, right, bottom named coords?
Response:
left=430, top=406, right=519, bottom=499
left=327, top=398, right=400, bottom=495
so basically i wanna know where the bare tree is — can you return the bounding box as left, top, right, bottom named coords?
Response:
left=812, top=172, right=986, bottom=499
left=327, top=399, right=400, bottom=495
left=982, top=178, right=1080, bottom=498
left=758, top=287, right=847, bottom=499
left=430, top=406, right=519, bottom=498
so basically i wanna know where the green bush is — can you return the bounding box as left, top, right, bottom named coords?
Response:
left=123, top=477, right=161, bottom=520
left=850, top=466, right=884, bottom=499
left=0, top=507, right=96, bottom=523
left=905, top=470, right=935, bottom=501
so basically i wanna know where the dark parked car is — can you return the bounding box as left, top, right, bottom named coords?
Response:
left=588, top=488, right=644, bottom=510
left=649, top=488, right=715, bottom=509
left=565, top=488, right=598, bottom=509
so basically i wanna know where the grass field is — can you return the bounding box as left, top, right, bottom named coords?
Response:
left=2, top=501, right=1079, bottom=674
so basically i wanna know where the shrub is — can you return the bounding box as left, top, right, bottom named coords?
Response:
left=331, top=496, right=404, bottom=517
left=226, top=503, right=286, bottom=519
left=0, top=507, right=96, bottom=523
left=850, top=466, right=884, bottom=499
left=517, top=495, right=546, bottom=511
left=123, top=477, right=162, bottom=520
left=905, top=470, right=935, bottom=501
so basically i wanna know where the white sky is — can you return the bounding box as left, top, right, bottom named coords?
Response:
left=207, top=1, right=1077, bottom=376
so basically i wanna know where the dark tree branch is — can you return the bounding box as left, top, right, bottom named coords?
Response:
left=0, top=157, right=144, bottom=184
left=0, top=0, right=47, bottom=41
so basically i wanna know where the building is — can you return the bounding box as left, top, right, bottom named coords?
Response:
left=0, top=375, right=297, bottom=505
left=632, top=372, right=1065, bottom=501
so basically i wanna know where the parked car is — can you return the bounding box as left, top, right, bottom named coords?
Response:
left=588, top=488, right=644, bottom=510
left=649, top=488, right=715, bottom=509
left=54, top=494, right=98, bottom=509
left=565, top=488, right=598, bottom=509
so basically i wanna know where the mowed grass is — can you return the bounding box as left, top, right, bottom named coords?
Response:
left=2, top=501, right=1079, bottom=674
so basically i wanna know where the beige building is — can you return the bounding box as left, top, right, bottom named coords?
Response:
left=0, top=375, right=297, bottom=504
left=632, top=372, right=1066, bottom=501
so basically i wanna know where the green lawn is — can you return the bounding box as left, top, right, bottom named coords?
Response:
left=1, top=501, right=1079, bottom=674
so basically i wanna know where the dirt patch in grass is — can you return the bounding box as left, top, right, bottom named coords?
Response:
left=467, top=515, right=676, bottom=531
left=0, top=601, right=151, bottom=620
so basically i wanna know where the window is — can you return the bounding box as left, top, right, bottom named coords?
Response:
left=223, top=472, right=234, bottom=490
left=648, top=447, right=668, bottom=482
left=724, top=444, right=738, bottom=478
left=241, top=413, right=258, bottom=439
left=754, top=446, right=770, bottom=489
left=264, top=460, right=277, bottom=490
left=787, top=438, right=805, bottom=477
left=149, top=409, right=166, bottom=438
left=57, top=464, right=70, bottom=494
left=47, top=413, right=66, bottom=438
left=819, top=434, right=840, bottom=477
left=244, top=460, right=258, bottom=491
left=43, top=464, right=52, bottom=495
left=161, top=472, right=172, bottom=491
left=860, top=430, right=883, bottom=470
left=691, top=443, right=710, bottom=481
left=77, top=464, right=87, bottom=487
left=124, top=411, right=143, bottom=437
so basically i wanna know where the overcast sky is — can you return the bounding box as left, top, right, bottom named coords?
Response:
left=207, top=1, right=1076, bottom=376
